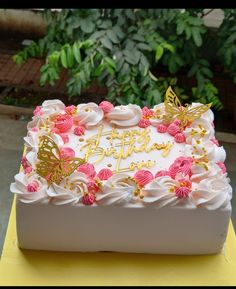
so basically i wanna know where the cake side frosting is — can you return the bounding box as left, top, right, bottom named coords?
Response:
left=10, top=87, right=232, bottom=209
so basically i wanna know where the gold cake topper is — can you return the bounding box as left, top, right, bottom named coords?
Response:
left=36, top=136, right=84, bottom=185
left=164, top=86, right=212, bottom=128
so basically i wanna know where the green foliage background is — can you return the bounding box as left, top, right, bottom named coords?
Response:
left=13, top=9, right=236, bottom=110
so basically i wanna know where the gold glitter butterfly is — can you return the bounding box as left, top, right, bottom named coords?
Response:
left=164, top=86, right=212, bottom=129
left=36, top=135, right=84, bottom=185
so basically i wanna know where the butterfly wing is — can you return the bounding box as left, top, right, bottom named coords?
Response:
left=164, top=86, right=183, bottom=123
left=183, top=103, right=212, bottom=125
left=36, top=135, right=85, bottom=185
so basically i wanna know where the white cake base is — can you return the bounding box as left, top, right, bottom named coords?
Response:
left=16, top=199, right=231, bottom=255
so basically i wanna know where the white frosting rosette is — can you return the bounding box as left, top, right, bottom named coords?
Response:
left=192, top=174, right=232, bottom=209
left=190, top=161, right=222, bottom=183
left=142, top=176, right=196, bottom=208
left=149, top=103, right=165, bottom=126
left=96, top=174, right=139, bottom=206
left=10, top=172, right=48, bottom=203
left=185, top=140, right=226, bottom=163
left=184, top=118, right=214, bottom=144
left=40, top=99, right=65, bottom=117
left=191, top=102, right=214, bottom=123
left=76, top=102, right=104, bottom=128
left=106, top=104, right=142, bottom=127
left=24, top=130, right=64, bottom=151
left=47, top=172, right=88, bottom=205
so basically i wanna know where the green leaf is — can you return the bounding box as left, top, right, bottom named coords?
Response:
left=60, top=49, right=68, bottom=68
left=73, top=42, right=81, bottom=63
left=177, top=21, right=185, bottom=35
left=100, top=37, right=113, bottom=50
left=107, top=29, right=119, bottom=43
left=123, top=49, right=136, bottom=65
left=104, top=57, right=116, bottom=69
left=162, top=42, right=175, bottom=53
left=192, top=29, right=202, bottom=47
left=137, top=42, right=152, bottom=51
left=155, top=45, right=164, bottom=61
left=185, top=26, right=191, bottom=39
left=66, top=46, right=74, bottom=68
left=80, top=20, right=95, bottom=33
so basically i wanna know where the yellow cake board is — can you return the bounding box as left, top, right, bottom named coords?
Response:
left=1, top=197, right=236, bottom=286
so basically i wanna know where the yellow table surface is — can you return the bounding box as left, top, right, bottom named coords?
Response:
left=1, top=198, right=236, bottom=286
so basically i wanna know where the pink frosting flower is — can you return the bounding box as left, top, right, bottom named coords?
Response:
left=33, top=106, right=42, bottom=116
left=169, top=157, right=193, bottom=179
left=54, top=114, right=73, bottom=133
left=87, top=181, right=100, bottom=194
left=167, top=123, right=180, bottom=136
left=142, top=106, right=154, bottom=119
left=99, top=101, right=114, bottom=113
left=173, top=119, right=181, bottom=126
left=134, top=170, right=154, bottom=187
left=82, top=193, right=95, bottom=205
left=25, top=166, right=32, bottom=174
left=21, top=156, right=29, bottom=170
left=65, top=105, right=77, bottom=115
left=157, top=124, right=168, bottom=133
left=174, top=132, right=186, bottom=143
left=210, top=137, right=219, bottom=146
left=175, top=186, right=191, bottom=199
left=77, top=163, right=96, bottom=179
left=138, top=119, right=151, bottom=128
left=27, top=181, right=39, bottom=192
left=31, top=127, right=38, bottom=132
left=59, top=133, right=69, bottom=144
left=97, top=168, right=113, bottom=180
left=217, top=162, right=227, bottom=174
left=155, top=170, right=170, bottom=178
left=74, top=125, right=85, bottom=136
left=60, top=147, right=75, bottom=160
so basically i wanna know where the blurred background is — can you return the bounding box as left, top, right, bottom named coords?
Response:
left=0, top=9, right=235, bottom=255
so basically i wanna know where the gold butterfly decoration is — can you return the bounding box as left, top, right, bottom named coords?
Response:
left=36, top=136, right=85, bottom=185
left=164, top=86, right=212, bottom=129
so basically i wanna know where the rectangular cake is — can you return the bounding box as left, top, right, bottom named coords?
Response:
left=10, top=87, right=233, bottom=254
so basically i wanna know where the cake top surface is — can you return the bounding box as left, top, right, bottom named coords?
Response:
left=10, top=87, right=232, bottom=209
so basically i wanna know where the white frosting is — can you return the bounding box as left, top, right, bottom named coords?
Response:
left=40, top=99, right=65, bottom=117
left=76, top=103, right=104, bottom=128
left=192, top=174, right=232, bottom=209
left=185, top=140, right=226, bottom=163
left=190, top=161, right=222, bottom=183
left=47, top=172, right=88, bottom=205
left=142, top=176, right=196, bottom=208
left=149, top=103, right=165, bottom=126
left=24, top=129, right=64, bottom=150
left=107, top=104, right=142, bottom=127
left=96, top=174, right=139, bottom=206
left=10, top=172, right=48, bottom=203
left=184, top=118, right=214, bottom=144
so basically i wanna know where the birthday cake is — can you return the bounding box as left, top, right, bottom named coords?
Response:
left=10, top=87, right=232, bottom=254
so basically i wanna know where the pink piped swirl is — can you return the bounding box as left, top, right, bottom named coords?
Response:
left=155, top=170, right=170, bottom=178
left=174, top=132, right=186, bottom=143
left=25, top=166, right=32, bottom=174
left=27, top=181, right=39, bottom=192
left=65, top=105, right=77, bottom=115
left=21, top=156, right=32, bottom=174
left=217, top=162, right=227, bottom=174
left=173, top=119, right=181, bottom=126
left=210, top=137, right=219, bottom=146
left=167, top=123, right=180, bottom=136
left=30, top=127, right=38, bottom=132
left=59, top=133, right=69, bottom=144
left=142, top=106, right=154, bottom=118
left=138, top=119, right=151, bottom=128
left=60, top=147, right=75, bottom=160
left=175, top=186, right=191, bottom=199
left=157, top=124, right=168, bottom=133
left=169, top=157, right=193, bottom=179
left=134, top=170, right=154, bottom=187
left=74, top=125, right=85, bottom=136
left=33, top=106, right=42, bottom=116
left=82, top=193, right=95, bottom=205
left=54, top=114, right=73, bottom=133
left=97, top=168, right=113, bottom=180
left=99, top=101, right=114, bottom=113
left=77, top=163, right=96, bottom=179
left=87, top=181, right=100, bottom=194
